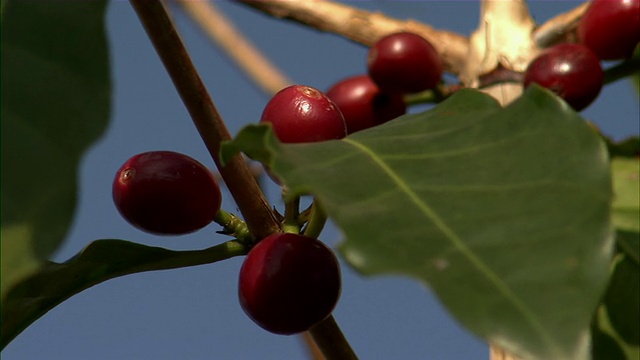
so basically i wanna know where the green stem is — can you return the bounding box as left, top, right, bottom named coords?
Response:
left=404, top=83, right=465, bottom=106
left=303, top=200, right=328, bottom=239
left=214, top=209, right=253, bottom=244
left=282, top=187, right=301, bottom=234
left=604, top=56, right=640, bottom=85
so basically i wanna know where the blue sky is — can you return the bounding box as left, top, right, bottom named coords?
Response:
left=3, top=1, right=638, bottom=359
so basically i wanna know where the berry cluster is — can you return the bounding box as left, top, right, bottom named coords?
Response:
left=524, top=0, right=639, bottom=111
left=110, top=0, right=639, bottom=337
left=112, top=150, right=342, bottom=335
left=261, top=32, right=444, bottom=140
left=329, top=32, right=443, bottom=134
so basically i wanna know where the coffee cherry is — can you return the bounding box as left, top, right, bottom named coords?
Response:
left=524, top=43, right=603, bottom=111
left=578, top=0, right=640, bottom=60
left=367, top=32, right=443, bottom=94
left=113, top=151, right=221, bottom=235
left=260, top=85, right=346, bottom=143
left=238, top=233, right=341, bottom=335
left=327, top=75, right=406, bottom=134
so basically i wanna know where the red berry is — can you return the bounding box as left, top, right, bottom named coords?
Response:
left=524, top=43, right=603, bottom=111
left=112, top=151, right=221, bottom=235
left=260, top=85, right=346, bottom=143
left=238, top=233, right=341, bottom=335
left=578, top=0, right=640, bottom=60
left=367, top=32, right=443, bottom=94
left=326, top=75, right=406, bottom=134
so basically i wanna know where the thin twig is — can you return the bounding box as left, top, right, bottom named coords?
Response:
left=309, top=315, right=358, bottom=360
left=302, top=332, right=326, bottom=360
left=235, top=0, right=469, bottom=75
left=130, top=2, right=356, bottom=359
left=177, top=0, right=292, bottom=96
left=129, top=0, right=281, bottom=240
left=532, top=2, right=589, bottom=48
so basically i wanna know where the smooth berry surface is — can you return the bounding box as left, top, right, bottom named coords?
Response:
left=578, top=0, right=640, bottom=60
left=524, top=43, right=603, bottom=111
left=238, top=233, right=341, bottom=335
left=112, top=151, right=221, bottom=235
left=327, top=75, right=406, bottom=134
left=367, top=32, right=443, bottom=94
left=260, top=85, right=346, bottom=143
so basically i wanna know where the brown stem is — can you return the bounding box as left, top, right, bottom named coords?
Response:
left=309, top=315, right=358, bottom=360
left=177, top=0, right=292, bottom=96
left=301, top=332, right=325, bottom=360
left=130, top=2, right=354, bottom=359
left=235, top=0, right=469, bottom=75
left=129, top=0, right=280, bottom=240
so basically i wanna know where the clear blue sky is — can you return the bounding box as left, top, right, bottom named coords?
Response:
left=3, top=1, right=638, bottom=359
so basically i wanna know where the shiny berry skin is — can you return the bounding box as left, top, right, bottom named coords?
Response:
left=112, top=151, right=221, bottom=235
left=238, top=233, right=341, bottom=335
left=367, top=32, right=443, bottom=94
left=524, top=43, right=603, bottom=111
left=260, top=85, right=346, bottom=143
left=578, top=0, right=640, bottom=60
left=326, top=75, right=407, bottom=134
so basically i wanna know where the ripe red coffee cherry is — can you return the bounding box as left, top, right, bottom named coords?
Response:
left=238, top=233, right=341, bottom=335
left=260, top=85, right=346, bottom=143
left=578, top=0, right=640, bottom=60
left=367, top=32, right=443, bottom=94
left=524, top=43, right=603, bottom=111
left=112, top=151, right=221, bottom=235
left=326, top=75, right=406, bottom=134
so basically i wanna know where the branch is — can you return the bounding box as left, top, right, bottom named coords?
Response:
left=463, top=0, right=536, bottom=105
left=177, top=0, right=292, bottom=96
left=236, top=0, right=469, bottom=75
left=130, top=3, right=356, bottom=359
left=533, top=2, right=589, bottom=48
left=130, top=0, right=281, bottom=240
left=309, top=315, right=358, bottom=360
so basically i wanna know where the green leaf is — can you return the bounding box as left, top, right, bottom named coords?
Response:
left=1, top=239, right=247, bottom=349
left=604, top=136, right=639, bottom=158
left=0, top=0, right=110, bottom=299
left=223, top=86, right=614, bottom=359
left=612, top=158, right=640, bottom=232
left=592, top=229, right=640, bottom=358
left=617, top=230, right=640, bottom=266
left=591, top=317, right=627, bottom=360
left=604, top=249, right=640, bottom=346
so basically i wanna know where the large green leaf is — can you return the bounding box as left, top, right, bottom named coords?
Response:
left=611, top=158, right=640, bottom=232
left=223, top=86, right=614, bottom=359
left=1, top=1, right=110, bottom=299
left=1, top=239, right=246, bottom=349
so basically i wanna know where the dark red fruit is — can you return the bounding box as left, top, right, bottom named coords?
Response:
left=238, top=233, right=341, bottom=335
left=524, top=43, right=603, bottom=111
left=326, top=75, right=406, bottom=134
left=578, top=0, right=640, bottom=60
left=112, top=151, right=221, bottom=235
left=260, top=85, right=346, bottom=143
left=367, top=32, right=443, bottom=94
